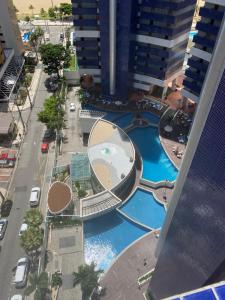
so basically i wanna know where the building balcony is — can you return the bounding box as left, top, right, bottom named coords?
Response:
left=141, top=0, right=196, bottom=10
left=196, top=22, right=220, bottom=36
left=187, top=58, right=209, bottom=72
left=193, top=35, right=215, bottom=49
left=200, top=7, right=224, bottom=21
left=0, top=49, right=24, bottom=102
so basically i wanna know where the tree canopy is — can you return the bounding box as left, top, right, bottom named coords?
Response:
left=59, top=3, right=72, bottom=16
left=39, top=43, right=69, bottom=76
left=24, top=209, right=43, bottom=227
left=25, top=272, right=49, bottom=300
left=20, top=226, right=43, bottom=253
left=38, top=95, right=65, bottom=131
left=73, top=262, right=103, bottom=298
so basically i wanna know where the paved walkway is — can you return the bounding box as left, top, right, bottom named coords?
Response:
left=9, top=67, right=42, bottom=112
left=100, top=232, right=158, bottom=300
left=46, top=226, right=83, bottom=300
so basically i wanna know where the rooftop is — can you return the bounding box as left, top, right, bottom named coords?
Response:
left=88, top=119, right=135, bottom=190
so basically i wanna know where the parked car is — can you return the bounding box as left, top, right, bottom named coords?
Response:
left=59, top=32, right=64, bottom=40
left=42, top=129, right=56, bottom=142
left=44, top=76, right=58, bottom=92
left=0, top=218, right=8, bottom=240
left=10, top=295, right=24, bottom=300
left=14, top=257, right=29, bottom=288
left=29, top=187, right=41, bottom=207
left=41, top=142, right=49, bottom=153
left=0, top=199, right=12, bottom=217
left=70, top=102, right=76, bottom=112
left=18, top=223, right=28, bottom=237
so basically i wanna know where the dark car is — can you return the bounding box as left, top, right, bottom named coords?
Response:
left=44, top=76, right=59, bottom=92
left=1, top=200, right=13, bottom=217
left=42, top=129, right=56, bottom=142
left=0, top=219, right=8, bottom=240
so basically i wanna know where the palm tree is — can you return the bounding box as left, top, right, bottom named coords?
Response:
left=24, top=209, right=43, bottom=227
left=25, top=272, right=49, bottom=300
left=29, top=4, right=34, bottom=17
left=51, top=271, right=62, bottom=288
left=20, top=226, right=43, bottom=254
left=13, top=5, right=19, bottom=14
left=73, top=262, right=103, bottom=299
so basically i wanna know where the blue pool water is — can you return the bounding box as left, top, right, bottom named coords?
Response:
left=113, top=113, right=134, bottom=128
left=189, top=30, right=197, bottom=39
left=128, top=126, right=177, bottom=182
left=84, top=211, right=149, bottom=271
left=120, top=188, right=166, bottom=229
left=22, top=32, right=31, bottom=42
left=141, top=112, right=160, bottom=124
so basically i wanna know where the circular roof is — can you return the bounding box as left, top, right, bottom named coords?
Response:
left=88, top=119, right=135, bottom=190
left=48, top=181, right=72, bottom=214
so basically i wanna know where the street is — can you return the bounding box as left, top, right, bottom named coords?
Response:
left=0, top=71, right=52, bottom=299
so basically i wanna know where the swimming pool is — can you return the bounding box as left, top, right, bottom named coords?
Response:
left=84, top=211, right=149, bottom=271
left=141, top=112, right=160, bottom=124
left=119, top=188, right=166, bottom=229
left=189, top=30, right=197, bottom=39
left=128, top=126, right=177, bottom=182
left=22, top=32, right=31, bottom=42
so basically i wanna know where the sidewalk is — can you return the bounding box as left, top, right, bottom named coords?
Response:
left=9, top=67, right=42, bottom=112
left=19, top=20, right=73, bottom=27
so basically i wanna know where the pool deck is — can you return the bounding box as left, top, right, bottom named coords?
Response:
left=160, top=136, right=185, bottom=169
left=99, top=232, right=158, bottom=300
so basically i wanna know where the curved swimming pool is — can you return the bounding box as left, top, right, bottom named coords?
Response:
left=128, top=126, right=177, bottom=182
left=84, top=211, right=149, bottom=271
left=119, top=188, right=166, bottom=229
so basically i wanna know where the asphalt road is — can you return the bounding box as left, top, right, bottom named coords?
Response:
left=0, top=71, right=51, bottom=299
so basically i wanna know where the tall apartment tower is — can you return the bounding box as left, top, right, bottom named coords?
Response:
left=0, top=0, right=24, bottom=101
left=0, top=0, right=24, bottom=56
left=148, top=14, right=225, bottom=300
left=72, top=0, right=196, bottom=101
left=183, top=0, right=225, bottom=102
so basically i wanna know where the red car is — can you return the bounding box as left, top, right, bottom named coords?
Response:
left=41, top=143, right=49, bottom=153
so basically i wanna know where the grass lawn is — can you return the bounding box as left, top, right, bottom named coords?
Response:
left=68, top=54, right=78, bottom=71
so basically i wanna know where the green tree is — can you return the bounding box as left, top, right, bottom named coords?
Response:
left=40, top=8, right=47, bottom=19
left=24, top=209, right=43, bottom=227
left=38, top=95, right=65, bottom=131
left=13, top=5, right=19, bottom=13
left=20, top=226, right=43, bottom=253
left=48, top=7, right=56, bottom=19
left=73, top=262, right=103, bottom=299
left=39, top=43, right=68, bottom=77
left=78, top=189, right=87, bottom=199
left=59, top=3, right=72, bottom=16
left=24, top=15, right=31, bottom=22
left=25, top=272, right=49, bottom=300
left=51, top=271, right=62, bottom=288
left=29, top=4, right=34, bottom=17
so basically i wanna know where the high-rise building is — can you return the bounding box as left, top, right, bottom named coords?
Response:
left=183, top=0, right=225, bottom=102
left=148, top=14, right=225, bottom=300
left=0, top=0, right=24, bottom=56
left=0, top=0, right=24, bottom=102
left=72, top=0, right=196, bottom=101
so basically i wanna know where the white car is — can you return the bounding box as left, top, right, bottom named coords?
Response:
left=10, top=295, right=24, bottom=300
left=70, top=103, right=76, bottom=112
left=29, top=187, right=41, bottom=207
left=18, top=223, right=28, bottom=237
left=14, top=257, right=29, bottom=288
